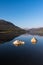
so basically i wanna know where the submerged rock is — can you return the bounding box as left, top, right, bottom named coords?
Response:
left=13, top=40, right=25, bottom=46
left=31, top=37, right=37, bottom=43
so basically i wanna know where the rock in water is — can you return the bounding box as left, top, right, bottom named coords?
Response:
left=31, top=37, right=37, bottom=43
left=13, top=40, right=25, bottom=46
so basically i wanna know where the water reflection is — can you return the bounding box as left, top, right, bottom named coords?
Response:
left=13, top=43, right=24, bottom=46
left=0, top=34, right=43, bottom=65
left=0, top=35, right=20, bottom=44
left=31, top=42, right=37, bottom=44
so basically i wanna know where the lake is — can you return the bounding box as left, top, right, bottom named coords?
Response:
left=0, top=34, right=43, bottom=65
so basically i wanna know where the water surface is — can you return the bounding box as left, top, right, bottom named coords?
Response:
left=0, top=34, right=43, bottom=65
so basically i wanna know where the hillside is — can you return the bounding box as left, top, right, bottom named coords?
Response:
left=0, top=20, right=26, bottom=42
left=27, top=28, right=43, bottom=36
left=0, top=20, right=26, bottom=33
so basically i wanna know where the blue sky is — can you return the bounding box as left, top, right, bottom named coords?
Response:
left=0, top=0, right=43, bottom=28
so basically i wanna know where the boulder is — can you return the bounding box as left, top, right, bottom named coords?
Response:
left=31, top=37, right=37, bottom=43
left=13, top=40, right=25, bottom=46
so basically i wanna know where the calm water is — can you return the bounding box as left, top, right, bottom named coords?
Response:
left=0, top=34, right=43, bottom=65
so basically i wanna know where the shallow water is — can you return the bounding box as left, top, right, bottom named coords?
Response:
left=0, top=34, right=43, bottom=65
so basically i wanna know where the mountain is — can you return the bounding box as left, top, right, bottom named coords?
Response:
left=0, top=20, right=26, bottom=33
left=0, top=20, right=26, bottom=42
left=27, top=27, right=43, bottom=36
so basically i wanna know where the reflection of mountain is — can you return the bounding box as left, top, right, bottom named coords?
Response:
left=0, top=35, right=19, bottom=43
left=0, top=20, right=26, bottom=43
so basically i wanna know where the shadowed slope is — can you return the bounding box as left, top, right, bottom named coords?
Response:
left=0, top=20, right=26, bottom=43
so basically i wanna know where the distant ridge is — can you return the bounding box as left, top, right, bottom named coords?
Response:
left=27, top=27, right=43, bottom=35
